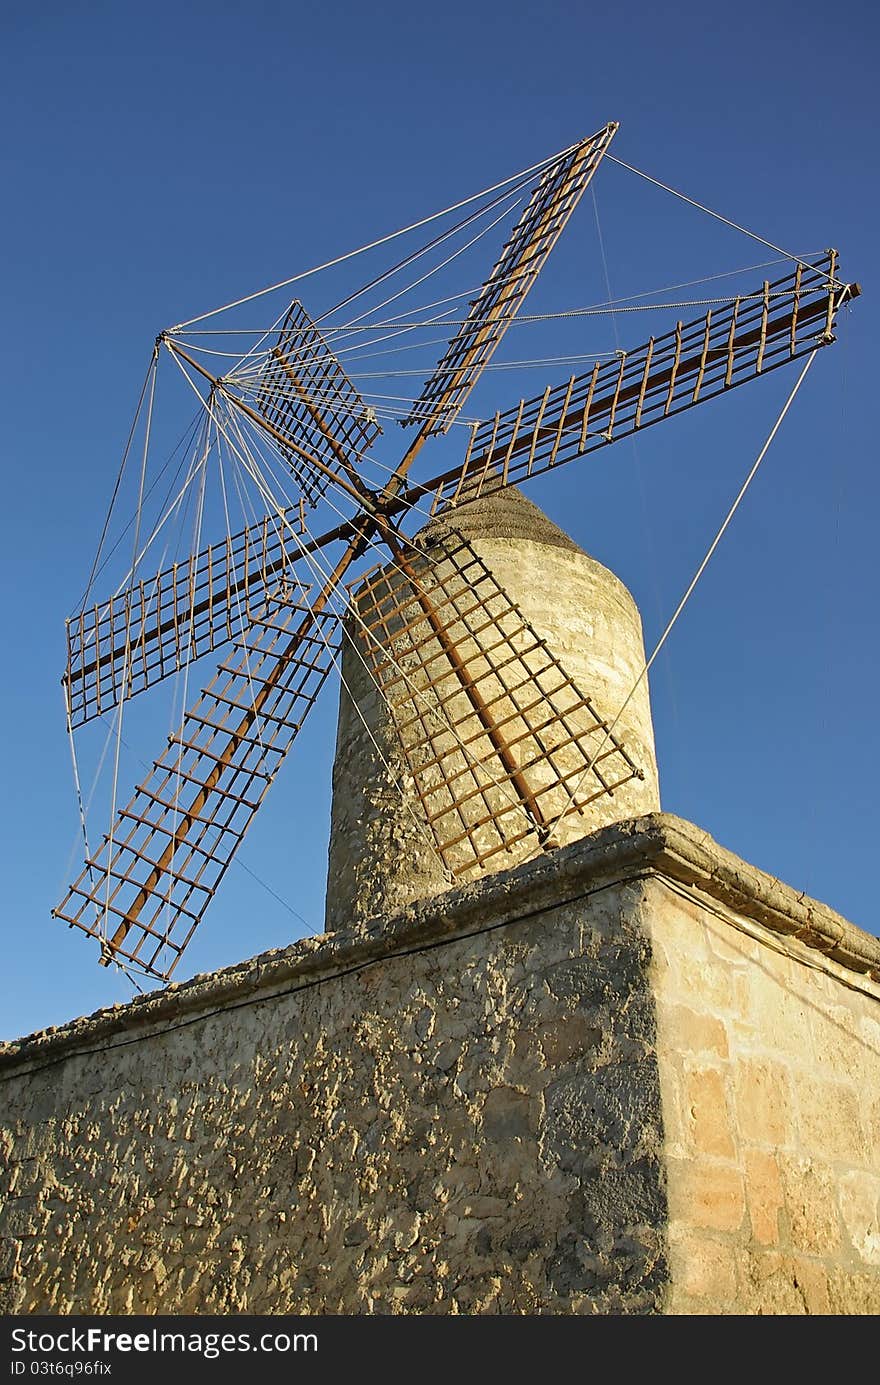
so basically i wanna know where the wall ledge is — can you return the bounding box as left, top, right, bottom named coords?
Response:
left=3, top=813, right=877, bottom=1074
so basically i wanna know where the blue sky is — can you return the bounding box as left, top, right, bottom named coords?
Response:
left=1, top=0, right=876, bottom=1040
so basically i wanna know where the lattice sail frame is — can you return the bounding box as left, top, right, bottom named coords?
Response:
left=55, top=578, right=339, bottom=978
left=252, top=299, right=382, bottom=505
left=65, top=511, right=303, bottom=728
left=415, top=253, right=852, bottom=511
left=402, top=123, right=618, bottom=436
left=352, top=534, right=642, bottom=879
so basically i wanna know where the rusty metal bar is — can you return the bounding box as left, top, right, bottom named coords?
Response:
left=635, top=339, right=654, bottom=428
left=756, top=281, right=770, bottom=373
left=382, top=535, right=555, bottom=843
left=579, top=362, right=600, bottom=449
left=724, top=297, right=741, bottom=386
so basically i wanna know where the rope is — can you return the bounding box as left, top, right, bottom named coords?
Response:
left=165, top=254, right=818, bottom=338
left=63, top=681, right=95, bottom=894
left=111, top=411, right=213, bottom=599
left=542, top=348, right=821, bottom=843
left=168, top=143, right=582, bottom=331
left=80, top=406, right=204, bottom=609
left=56, top=691, right=128, bottom=907
left=102, top=349, right=159, bottom=945
left=606, top=153, right=837, bottom=281
left=295, top=290, right=818, bottom=336
left=215, top=419, right=271, bottom=768
left=591, top=183, right=670, bottom=729
left=348, top=355, right=612, bottom=381
left=311, top=192, right=523, bottom=332
left=320, top=284, right=481, bottom=335
left=173, top=251, right=821, bottom=398
left=163, top=398, right=213, bottom=929
left=77, top=355, right=156, bottom=611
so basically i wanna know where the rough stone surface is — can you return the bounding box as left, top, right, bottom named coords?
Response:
left=1, top=815, right=878, bottom=1315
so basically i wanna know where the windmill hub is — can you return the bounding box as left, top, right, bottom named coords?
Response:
left=325, top=487, right=660, bottom=932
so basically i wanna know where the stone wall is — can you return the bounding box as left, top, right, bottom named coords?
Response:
left=0, top=828, right=668, bottom=1315
left=644, top=843, right=880, bottom=1313
left=1, top=816, right=878, bottom=1315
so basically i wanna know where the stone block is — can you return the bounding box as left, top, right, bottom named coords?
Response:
left=682, top=1067, right=736, bottom=1159
left=733, top=1060, right=793, bottom=1146
left=837, top=1172, right=880, bottom=1267
left=542, top=1064, right=661, bottom=1175
left=743, top=1148, right=784, bottom=1247
left=659, top=1004, right=729, bottom=1060
left=666, top=1160, right=746, bottom=1233
left=0, top=1238, right=21, bottom=1282
left=664, top=949, right=736, bottom=1016
left=795, top=1078, right=866, bottom=1164
left=537, top=1015, right=601, bottom=1066
left=823, top=1264, right=880, bottom=1314
left=667, top=1225, right=736, bottom=1306
left=779, top=1155, right=841, bottom=1257
left=480, top=1087, right=532, bottom=1143
left=737, top=1248, right=823, bottom=1315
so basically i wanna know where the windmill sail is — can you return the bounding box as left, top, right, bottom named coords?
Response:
left=352, top=532, right=641, bottom=879
left=401, top=122, right=618, bottom=439
left=411, top=253, right=856, bottom=512
left=251, top=299, right=382, bottom=503
left=55, top=582, right=339, bottom=979
left=65, top=302, right=382, bottom=730
left=65, top=510, right=309, bottom=728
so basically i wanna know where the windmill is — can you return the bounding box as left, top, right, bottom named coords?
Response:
left=52, top=121, right=860, bottom=985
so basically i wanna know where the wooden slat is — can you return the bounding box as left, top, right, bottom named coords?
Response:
left=665, top=323, right=682, bottom=415
left=501, top=402, right=524, bottom=486
left=579, top=362, right=600, bottom=449
left=693, top=309, right=712, bottom=403
left=550, top=375, right=576, bottom=464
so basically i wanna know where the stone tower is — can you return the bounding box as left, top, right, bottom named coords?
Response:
left=325, top=486, right=660, bottom=930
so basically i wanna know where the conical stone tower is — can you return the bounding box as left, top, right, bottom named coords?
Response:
left=325, top=487, right=660, bottom=930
